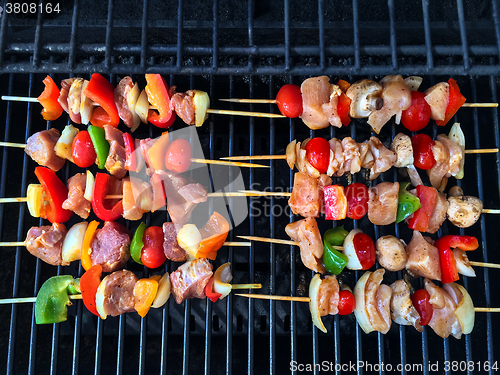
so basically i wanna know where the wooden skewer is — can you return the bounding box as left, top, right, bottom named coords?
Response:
left=221, top=98, right=498, bottom=109
left=235, top=293, right=498, bottom=312
left=0, top=240, right=251, bottom=248
left=222, top=149, right=499, bottom=161
left=1, top=96, right=286, bottom=119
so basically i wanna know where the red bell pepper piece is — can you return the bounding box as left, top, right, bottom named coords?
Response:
left=92, top=173, right=123, bottom=221
left=435, top=79, right=466, bottom=126
left=34, top=167, right=73, bottom=223
left=80, top=264, right=102, bottom=317
left=123, top=132, right=137, bottom=172
left=204, top=277, right=222, bottom=302
left=38, top=76, right=63, bottom=121
left=323, top=185, right=347, bottom=220
left=337, top=93, right=351, bottom=127
left=407, top=185, right=437, bottom=232
left=84, top=73, right=120, bottom=128
left=435, top=235, right=478, bottom=283
left=345, top=183, right=369, bottom=220
left=145, top=74, right=176, bottom=129
left=150, top=173, right=166, bottom=212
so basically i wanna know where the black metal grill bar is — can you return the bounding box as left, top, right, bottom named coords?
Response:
left=104, top=0, right=114, bottom=70
left=212, top=0, right=218, bottom=71
left=352, top=0, right=361, bottom=71
left=493, top=0, right=500, bottom=62
left=140, top=0, right=149, bottom=70
left=177, top=0, right=183, bottom=71
left=456, top=0, right=470, bottom=71
left=284, top=0, right=290, bottom=71
left=68, top=0, right=80, bottom=72
left=388, top=0, right=397, bottom=70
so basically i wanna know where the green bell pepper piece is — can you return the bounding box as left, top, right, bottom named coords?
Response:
left=35, top=275, right=79, bottom=324
left=322, top=227, right=349, bottom=275
left=130, top=222, right=146, bottom=265
left=88, top=125, right=110, bottom=169
left=396, top=182, right=422, bottom=223
left=67, top=278, right=81, bottom=295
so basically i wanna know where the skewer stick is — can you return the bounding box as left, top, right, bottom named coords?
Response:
left=464, top=149, right=499, bottom=154
left=221, top=98, right=498, bottom=109
left=0, top=294, right=83, bottom=305
left=235, top=293, right=498, bottom=312
left=231, top=284, right=262, bottom=290
left=0, top=240, right=250, bottom=247
left=469, top=261, right=500, bottom=269
left=237, top=235, right=343, bottom=251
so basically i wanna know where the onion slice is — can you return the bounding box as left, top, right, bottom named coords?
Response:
left=135, top=89, right=150, bottom=125
left=95, top=278, right=108, bottom=320
left=61, top=222, right=88, bottom=264
left=453, top=249, right=476, bottom=277
left=343, top=229, right=363, bottom=270
left=80, top=80, right=94, bottom=125
left=404, top=76, right=423, bottom=91
left=55, top=125, right=79, bottom=162
left=286, top=140, right=297, bottom=170
left=84, top=170, right=95, bottom=202
left=449, top=123, right=465, bottom=179
left=151, top=273, right=171, bottom=308
left=27, top=184, right=46, bottom=218
left=353, top=271, right=375, bottom=334
left=444, top=283, right=475, bottom=335
left=213, top=262, right=233, bottom=299
left=309, top=274, right=327, bottom=333
left=126, top=83, right=142, bottom=131
left=176, top=224, right=202, bottom=260
left=192, top=90, right=210, bottom=127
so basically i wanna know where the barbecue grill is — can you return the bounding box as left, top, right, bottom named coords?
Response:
left=0, top=0, right=499, bottom=374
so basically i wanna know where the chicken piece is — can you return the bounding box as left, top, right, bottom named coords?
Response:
left=447, top=195, right=483, bottom=228
left=367, top=75, right=412, bottom=134
left=162, top=222, right=188, bottom=262
left=90, top=221, right=131, bottom=272
left=389, top=280, right=422, bottom=332
left=375, top=235, right=407, bottom=271
left=342, top=137, right=361, bottom=174
left=427, top=140, right=449, bottom=191
left=97, top=270, right=138, bottom=317
left=405, top=231, right=442, bottom=281
left=424, top=82, right=449, bottom=121
left=437, top=134, right=462, bottom=177
left=425, top=279, right=462, bottom=339
left=299, top=76, right=332, bottom=129
left=68, top=78, right=84, bottom=116
left=122, top=177, right=151, bottom=221
left=316, top=275, right=339, bottom=316
left=328, top=138, right=345, bottom=176
left=346, top=79, right=383, bottom=118
left=367, top=137, right=397, bottom=179
left=424, top=278, right=445, bottom=309
left=139, top=138, right=156, bottom=176
left=62, top=173, right=90, bottom=219
left=104, top=125, right=127, bottom=179
left=368, top=182, right=399, bottom=225
left=25, top=223, right=68, bottom=266
left=114, top=76, right=135, bottom=128
left=25, top=129, right=65, bottom=171
left=359, top=142, right=374, bottom=169
left=390, top=133, right=414, bottom=168
left=285, top=217, right=325, bottom=274
left=377, top=285, right=393, bottom=334
left=59, top=78, right=81, bottom=123
left=170, top=258, right=213, bottom=304
left=427, top=191, right=449, bottom=234
left=288, top=172, right=320, bottom=218
left=321, top=85, right=343, bottom=128
left=365, top=269, right=391, bottom=333
left=171, top=90, right=196, bottom=125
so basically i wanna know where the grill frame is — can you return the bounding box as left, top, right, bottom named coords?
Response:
left=0, top=1, right=499, bottom=375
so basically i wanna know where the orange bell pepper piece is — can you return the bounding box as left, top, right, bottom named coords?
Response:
left=133, top=278, right=159, bottom=318
left=196, top=212, right=229, bottom=260
left=38, top=76, right=63, bottom=121
left=81, top=220, right=99, bottom=271
left=147, top=132, right=170, bottom=172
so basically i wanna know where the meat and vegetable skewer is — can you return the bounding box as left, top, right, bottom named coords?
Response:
left=3, top=73, right=283, bottom=131
left=222, top=75, right=498, bottom=133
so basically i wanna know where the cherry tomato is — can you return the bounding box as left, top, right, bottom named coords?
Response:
left=304, top=137, right=330, bottom=174
left=337, top=93, right=351, bottom=127
left=141, top=226, right=166, bottom=268
left=411, top=134, right=436, bottom=170
left=165, top=139, right=192, bottom=174
left=411, top=289, right=434, bottom=326
left=275, top=84, right=302, bottom=118
left=345, top=183, right=369, bottom=220
left=72, top=130, right=97, bottom=168
left=401, top=91, right=431, bottom=131
left=338, top=290, right=356, bottom=315
left=353, top=233, right=376, bottom=270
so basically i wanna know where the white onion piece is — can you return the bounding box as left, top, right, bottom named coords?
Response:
left=27, top=184, right=45, bottom=218
left=453, top=249, right=476, bottom=277
left=126, top=83, right=142, bottom=131
left=213, top=263, right=233, bottom=300
left=95, top=278, right=108, bottom=319
left=151, top=273, right=171, bottom=308
left=309, top=274, right=327, bottom=333
left=192, top=90, right=210, bottom=127
left=444, top=283, right=475, bottom=335
left=61, top=222, right=88, bottom=264
left=176, top=224, right=202, bottom=260
left=55, top=125, right=79, bottom=162
left=80, top=80, right=94, bottom=125
left=326, top=149, right=335, bottom=176
left=449, top=123, right=465, bottom=179
left=286, top=140, right=297, bottom=170
left=68, top=78, right=83, bottom=114
left=406, top=164, right=424, bottom=187
left=135, top=89, right=149, bottom=124
left=353, top=271, right=375, bottom=334
left=404, top=76, right=423, bottom=91
left=343, top=229, right=363, bottom=270
left=84, top=170, right=95, bottom=201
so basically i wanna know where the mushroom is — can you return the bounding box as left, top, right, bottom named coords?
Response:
left=375, top=235, right=407, bottom=272
left=390, top=133, right=414, bottom=168
left=345, top=79, right=383, bottom=118
left=447, top=195, right=483, bottom=228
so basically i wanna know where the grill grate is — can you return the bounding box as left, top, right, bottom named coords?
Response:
left=0, top=1, right=499, bottom=374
